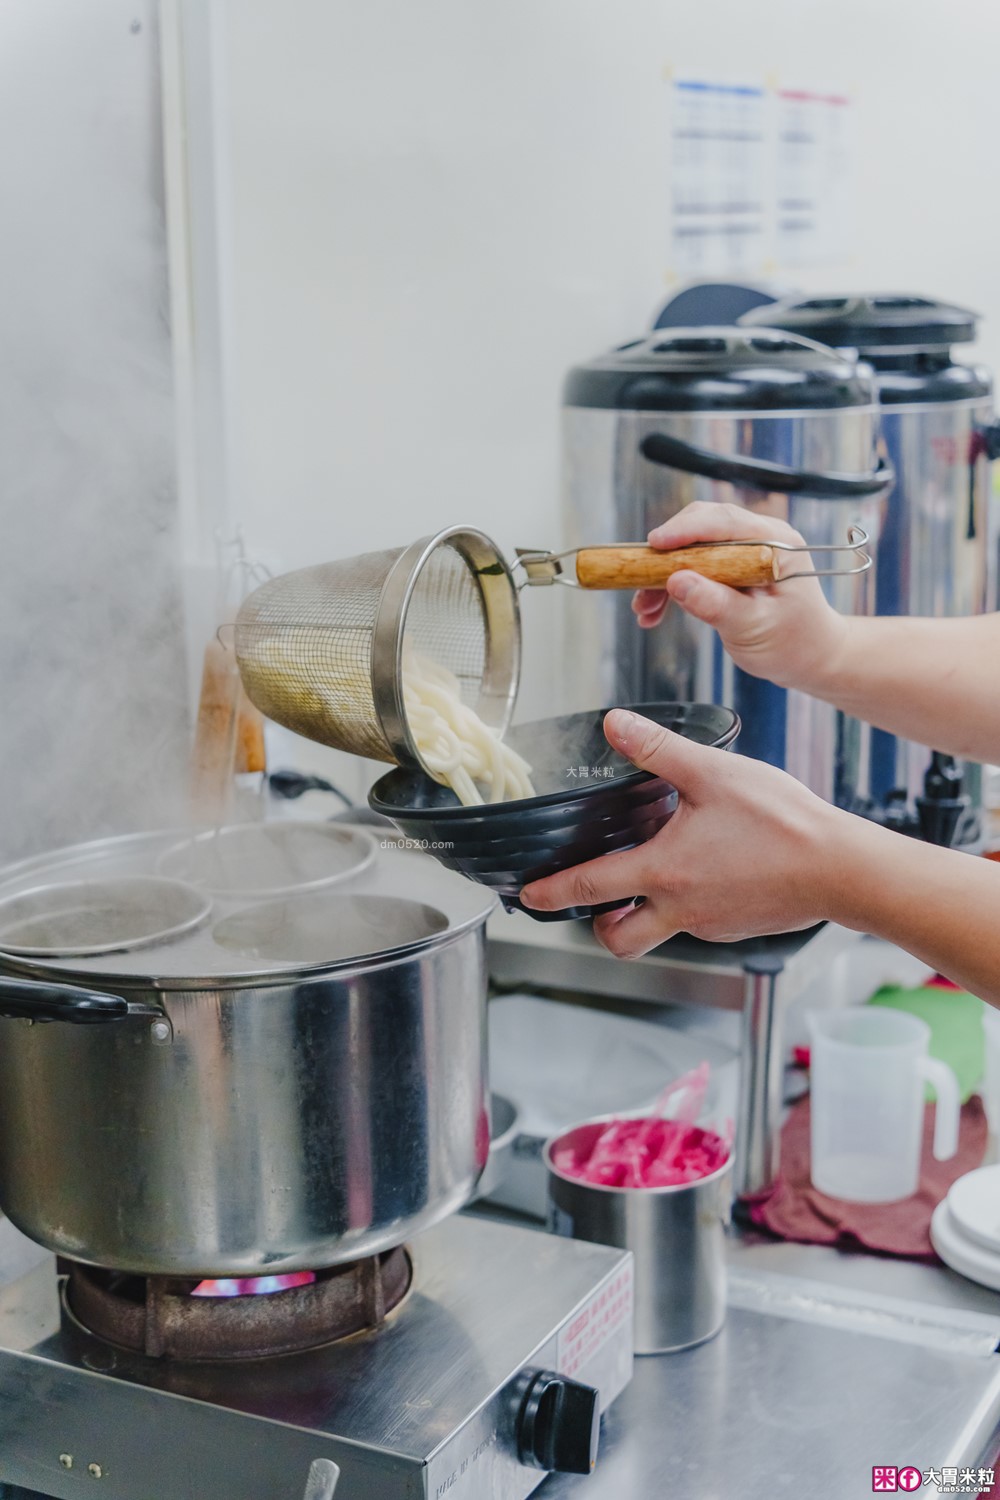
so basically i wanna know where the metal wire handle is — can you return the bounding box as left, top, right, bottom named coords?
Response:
left=769, top=524, right=872, bottom=580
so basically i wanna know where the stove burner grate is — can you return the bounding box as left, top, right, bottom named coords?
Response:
left=61, top=1246, right=411, bottom=1361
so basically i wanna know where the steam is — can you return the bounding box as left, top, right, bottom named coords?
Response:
left=506, top=710, right=632, bottom=796
left=0, top=7, right=191, bottom=865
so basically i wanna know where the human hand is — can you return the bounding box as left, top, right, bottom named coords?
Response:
left=631, top=501, right=850, bottom=693
left=520, top=708, right=851, bottom=957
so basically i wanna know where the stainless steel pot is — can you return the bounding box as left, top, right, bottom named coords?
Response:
left=0, top=830, right=494, bottom=1277
left=560, top=327, right=890, bottom=809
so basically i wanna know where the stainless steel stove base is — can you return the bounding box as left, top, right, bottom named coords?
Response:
left=0, top=1216, right=633, bottom=1500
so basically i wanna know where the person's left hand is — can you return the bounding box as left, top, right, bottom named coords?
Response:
left=519, top=708, right=850, bottom=957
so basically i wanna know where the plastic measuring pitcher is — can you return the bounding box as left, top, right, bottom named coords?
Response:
left=809, top=1008, right=960, bottom=1203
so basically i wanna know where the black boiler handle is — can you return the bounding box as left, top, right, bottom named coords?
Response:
left=0, top=977, right=130, bottom=1024
left=516, top=1368, right=600, bottom=1474
left=640, top=431, right=895, bottom=500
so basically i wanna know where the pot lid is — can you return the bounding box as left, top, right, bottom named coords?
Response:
left=156, top=821, right=376, bottom=898
left=0, top=827, right=494, bottom=988
left=563, top=327, right=873, bottom=412
left=0, top=876, right=210, bottom=957
left=211, top=892, right=449, bottom=966
left=740, top=294, right=979, bottom=354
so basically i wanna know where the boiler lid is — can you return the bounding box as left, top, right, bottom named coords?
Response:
left=563, top=327, right=874, bottom=412
left=740, top=294, right=979, bottom=355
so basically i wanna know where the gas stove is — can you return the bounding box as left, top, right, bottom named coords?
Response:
left=0, top=1214, right=633, bottom=1500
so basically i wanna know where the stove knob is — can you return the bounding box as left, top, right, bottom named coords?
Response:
left=515, top=1368, right=600, bottom=1475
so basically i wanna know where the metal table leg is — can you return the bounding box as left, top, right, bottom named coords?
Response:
left=735, top=953, right=785, bottom=1197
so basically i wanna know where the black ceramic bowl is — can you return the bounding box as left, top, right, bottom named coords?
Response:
left=368, top=703, right=740, bottom=921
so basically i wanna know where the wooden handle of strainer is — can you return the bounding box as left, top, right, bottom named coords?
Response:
left=575, top=543, right=779, bottom=590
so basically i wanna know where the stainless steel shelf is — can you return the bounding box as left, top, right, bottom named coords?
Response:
left=488, top=913, right=858, bottom=1012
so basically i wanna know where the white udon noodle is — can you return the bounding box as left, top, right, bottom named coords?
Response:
left=403, top=650, right=534, bottom=806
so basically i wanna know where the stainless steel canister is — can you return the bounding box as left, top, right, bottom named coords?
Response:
left=742, top=295, right=1000, bottom=842
left=559, top=327, right=889, bottom=809
left=545, top=1120, right=732, bottom=1354
left=0, top=830, right=494, bottom=1278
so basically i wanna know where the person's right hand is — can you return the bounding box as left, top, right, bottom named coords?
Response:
left=632, top=501, right=850, bottom=694
left=520, top=708, right=849, bottom=951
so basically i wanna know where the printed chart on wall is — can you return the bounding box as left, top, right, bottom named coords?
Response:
left=666, top=74, right=855, bottom=280
left=774, top=86, right=853, bottom=267
left=669, top=79, right=768, bottom=277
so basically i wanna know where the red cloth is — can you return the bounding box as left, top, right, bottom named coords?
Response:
left=744, top=1094, right=988, bottom=1260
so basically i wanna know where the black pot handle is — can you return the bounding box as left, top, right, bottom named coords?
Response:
left=640, top=432, right=895, bottom=500
left=0, top=977, right=130, bottom=1025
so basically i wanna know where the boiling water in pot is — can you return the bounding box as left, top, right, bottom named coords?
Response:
left=212, top=892, right=449, bottom=964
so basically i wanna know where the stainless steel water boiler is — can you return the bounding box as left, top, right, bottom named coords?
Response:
left=560, top=327, right=891, bottom=808
left=742, top=295, right=1000, bottom=842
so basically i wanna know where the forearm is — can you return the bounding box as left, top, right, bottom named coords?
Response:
left=821, top=813, right=1000, bottom=1007
left=649, top=505, right=1000, bottom=764
left=805, top=613, right=1000, bottom=765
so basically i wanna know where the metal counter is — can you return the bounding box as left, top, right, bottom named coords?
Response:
left=538, top=1230, right=1000, bottom=1500
left=0, top=1202, right=998, bottom=1499
left=487, top=920, right=1000, bottom=1496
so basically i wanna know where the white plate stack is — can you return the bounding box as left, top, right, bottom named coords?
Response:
left=930, top=1164, right=1000, bottom=1290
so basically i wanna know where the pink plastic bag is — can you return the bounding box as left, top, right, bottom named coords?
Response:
left=553, top=1117, right=730, bottom=1189
left=552, top=1062, right=731, bottom=1189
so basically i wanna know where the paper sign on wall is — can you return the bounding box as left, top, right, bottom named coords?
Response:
left=667, top=75, right=854, bottom=277
left=670, top=79, right=768, bottom=276
left=775, top=88, right=853, bottom=267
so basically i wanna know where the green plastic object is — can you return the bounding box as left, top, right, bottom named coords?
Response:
left=868, top=985, right=984, bottom=1103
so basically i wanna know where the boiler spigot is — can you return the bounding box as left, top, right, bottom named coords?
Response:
left=915, top=752, right=969, bottom=848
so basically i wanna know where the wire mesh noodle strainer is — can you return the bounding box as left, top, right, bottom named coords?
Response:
left=235, top=523, right=871, bottom=775
left=234, top=528, right=520, bottom=771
